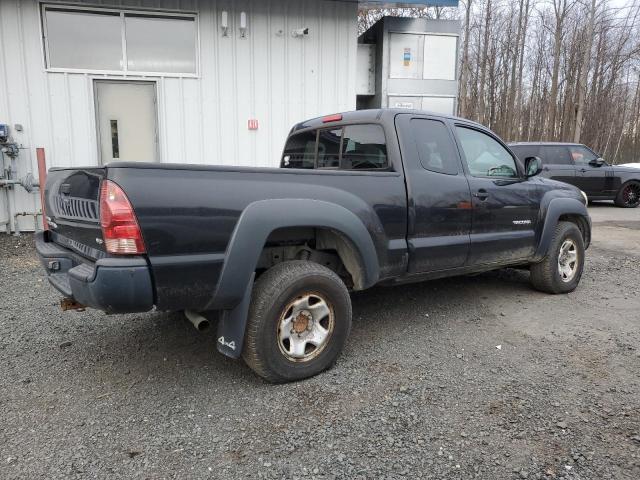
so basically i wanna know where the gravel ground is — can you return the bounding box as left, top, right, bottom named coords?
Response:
left=1, top=203, right=639, bottom=479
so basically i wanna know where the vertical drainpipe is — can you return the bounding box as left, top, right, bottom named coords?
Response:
left=36, top=148, right=48, bottom=231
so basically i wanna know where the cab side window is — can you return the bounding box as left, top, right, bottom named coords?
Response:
left=455, top=127, right=519, bottom=178
left=282, top=124, right=388, bottom=170
left=410, top=118, right=460, bottom=175
left=281, top=131, right=317, bottom=169
left=569, top=145, right=598, bottom=166
left=341, top=125, right=388, bottom=170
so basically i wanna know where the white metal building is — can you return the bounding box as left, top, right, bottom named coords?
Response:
left=0, top=0, right=457, bottom=232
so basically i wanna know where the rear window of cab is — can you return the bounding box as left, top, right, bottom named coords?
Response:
left=281, top=124, right=389, bottom=171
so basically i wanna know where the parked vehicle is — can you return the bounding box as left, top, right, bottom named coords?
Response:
left=37, top=109, right=591, bottom=382
left=509, top=142, right=640, bottom=208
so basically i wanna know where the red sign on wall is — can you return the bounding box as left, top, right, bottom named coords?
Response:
left=248, top=119, right=259, bottom=130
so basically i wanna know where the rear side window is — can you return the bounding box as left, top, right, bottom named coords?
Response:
left=410, top=118, right=459, bottom=175
left=281, top=124, right=388, bottom=170
left=539, top=145, right=572, bottom=165
left=341, top=125, right=388, bottom=170
left=282, top=131, right=317, bottom=169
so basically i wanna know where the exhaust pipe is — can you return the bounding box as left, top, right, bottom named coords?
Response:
left=184, top=310, right=210, bottom=331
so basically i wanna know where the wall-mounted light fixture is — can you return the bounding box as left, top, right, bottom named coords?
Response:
left=239, top=12, right=247, bottom=38
left=221, top=11, right=229, bottom=37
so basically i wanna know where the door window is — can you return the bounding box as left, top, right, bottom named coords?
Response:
left=456, top=127, right=519, bottom=178
left=569, top=145, right=598, bottom=165
left=411, top=119, right=459, bottom=175
left=539, top=145, right=572, bottom=165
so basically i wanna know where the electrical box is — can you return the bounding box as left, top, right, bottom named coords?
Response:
left=356, top=17, right=461, bottom=115
left=0, top=124, right=9, bottom=143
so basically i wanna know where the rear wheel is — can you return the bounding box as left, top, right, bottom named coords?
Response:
left=614, top=181, right=640, bottom=208
left=242, top=261, right=352, bottom=383
left=530, top=221, right=585, bottom=294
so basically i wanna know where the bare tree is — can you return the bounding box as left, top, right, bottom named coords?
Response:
left=358, top=0, right=640, bottom=163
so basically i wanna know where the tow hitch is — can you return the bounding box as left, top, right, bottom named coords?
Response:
left=60, top=298, right=86, bottom=312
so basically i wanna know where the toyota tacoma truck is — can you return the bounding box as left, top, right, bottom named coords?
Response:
left=36, top=109, right=591, bottom=383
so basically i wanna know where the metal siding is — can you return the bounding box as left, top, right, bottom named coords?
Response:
left=0, top=0, right=358, bottom=231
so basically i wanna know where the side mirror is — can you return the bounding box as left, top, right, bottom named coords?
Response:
left=589, top=158, right=606, bottom=167
left=525, top=156, right=543, bottom=177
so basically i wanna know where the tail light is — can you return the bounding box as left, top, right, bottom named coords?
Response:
left=99, top=180, right=146, bottom=255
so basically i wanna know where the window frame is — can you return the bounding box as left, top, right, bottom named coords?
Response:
left=454, top=124, right=523, bottom=179
left=40, top=3, right=200, bottom=78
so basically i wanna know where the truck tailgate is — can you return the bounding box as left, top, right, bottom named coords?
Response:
left=44, top=167, right=106, bottom=260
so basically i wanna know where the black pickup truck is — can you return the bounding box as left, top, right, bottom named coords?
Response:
left=37, top=109, right=591, bottom=382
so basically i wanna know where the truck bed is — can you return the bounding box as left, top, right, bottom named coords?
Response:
left=43, top=162, right=408, bottom=311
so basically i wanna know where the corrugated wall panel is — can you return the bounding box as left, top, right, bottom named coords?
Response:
left=0, top=0, right=358, bottom=231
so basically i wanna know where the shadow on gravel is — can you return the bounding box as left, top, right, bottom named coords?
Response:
left=45, top=266, right=534, bottom=394
left=350, top=267, right=533, bottom=324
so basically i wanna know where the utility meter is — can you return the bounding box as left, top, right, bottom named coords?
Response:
left=0, top=124, right=9, bottom=143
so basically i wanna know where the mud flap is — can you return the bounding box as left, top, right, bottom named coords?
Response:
left=216, top=273, right=255, bottom=359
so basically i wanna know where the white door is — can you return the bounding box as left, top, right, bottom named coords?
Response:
left=95, top=81, right=158, bottom=163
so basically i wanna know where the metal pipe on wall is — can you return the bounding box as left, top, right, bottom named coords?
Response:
left=0, top=148, right=47, bottom=234
left=36, top=148, right=48, bottom=231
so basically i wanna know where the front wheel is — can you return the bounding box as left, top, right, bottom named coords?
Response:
left=530, top=221, right=585, bottom=294
left=614, top=181, right=640, bottom=208
left=242, top=261, right=352, bottom=383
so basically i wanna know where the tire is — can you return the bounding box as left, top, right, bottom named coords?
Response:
left=614, top=181, right=640, bottom=208
left=242, top=261, right=352, bottom=383
left=530, top=221, right=585, bottom=294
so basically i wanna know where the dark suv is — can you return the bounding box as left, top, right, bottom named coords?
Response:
left=509, top=142, right=640, bottom=208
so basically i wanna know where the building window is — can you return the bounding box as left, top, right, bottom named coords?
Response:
left=42, top=6, right=197, bottom=75
left=125, top=15, right=196, bottom=74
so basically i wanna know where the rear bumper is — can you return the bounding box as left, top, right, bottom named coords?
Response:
left=35, top=232, right=154, bottom=314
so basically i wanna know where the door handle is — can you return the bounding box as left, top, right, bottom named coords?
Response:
left=473, top=189, right=489, bottom=200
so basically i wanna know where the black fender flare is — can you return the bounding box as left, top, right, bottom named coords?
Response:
left=208, top=198, right=380, bottom=311
left=533, top=197, right=591, bottom=261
